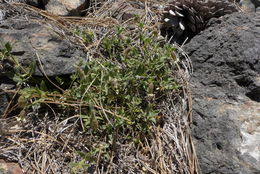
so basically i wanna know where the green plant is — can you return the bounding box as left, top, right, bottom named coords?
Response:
left=73, top=27, right=94, bottom=46
left=14, top=24, right=179, bottom=171
left=70, top=144, right=109, bottom=174
left=69, top=25, right=179, bottom=136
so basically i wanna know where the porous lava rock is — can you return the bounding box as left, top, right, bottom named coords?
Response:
left=0, top=17, right=86, bottom=76
left=185, top=11, right=260, bottom=174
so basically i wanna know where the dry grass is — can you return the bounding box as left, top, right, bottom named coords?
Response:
left=0, top=1, right=199, bottom=173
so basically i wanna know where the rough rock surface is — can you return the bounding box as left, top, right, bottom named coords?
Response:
left=0, top=159, right=23, bottom=174
left=0, top=17, right=86, bottom=76
left=185, top=12, right=260, bottom=173
left=43, top=0, right=89, bottom=16
left=1, top=0, right=89, bottom=16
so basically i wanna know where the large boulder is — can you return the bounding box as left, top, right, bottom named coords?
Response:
left=185, top=11, right=260, bottom=173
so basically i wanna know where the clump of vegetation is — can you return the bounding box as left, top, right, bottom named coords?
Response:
left=2, top=23, right=180, bottom=172
left=70, top=24, right=179, bottom=172
left=73, top=27, right=95, bottom=46
left=71, top=25, right=179, bottom=136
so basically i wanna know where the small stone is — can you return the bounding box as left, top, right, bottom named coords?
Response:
left=0, top=159, right=23, bottom=174
left=45, top=0, right=89, bottom=16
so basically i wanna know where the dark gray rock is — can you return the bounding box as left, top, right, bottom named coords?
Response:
left=0, top=18, right=87, bottom=76
left=185, top=12, right=260, bottom=174
left=24, top=0, right=46, bottom=8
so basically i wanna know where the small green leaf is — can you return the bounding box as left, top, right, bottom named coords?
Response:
left=55, top=76, right=64, bottom=85
left=40, top=80, right=47, bottom=91
left=5, top=42, right=12, bottom=53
